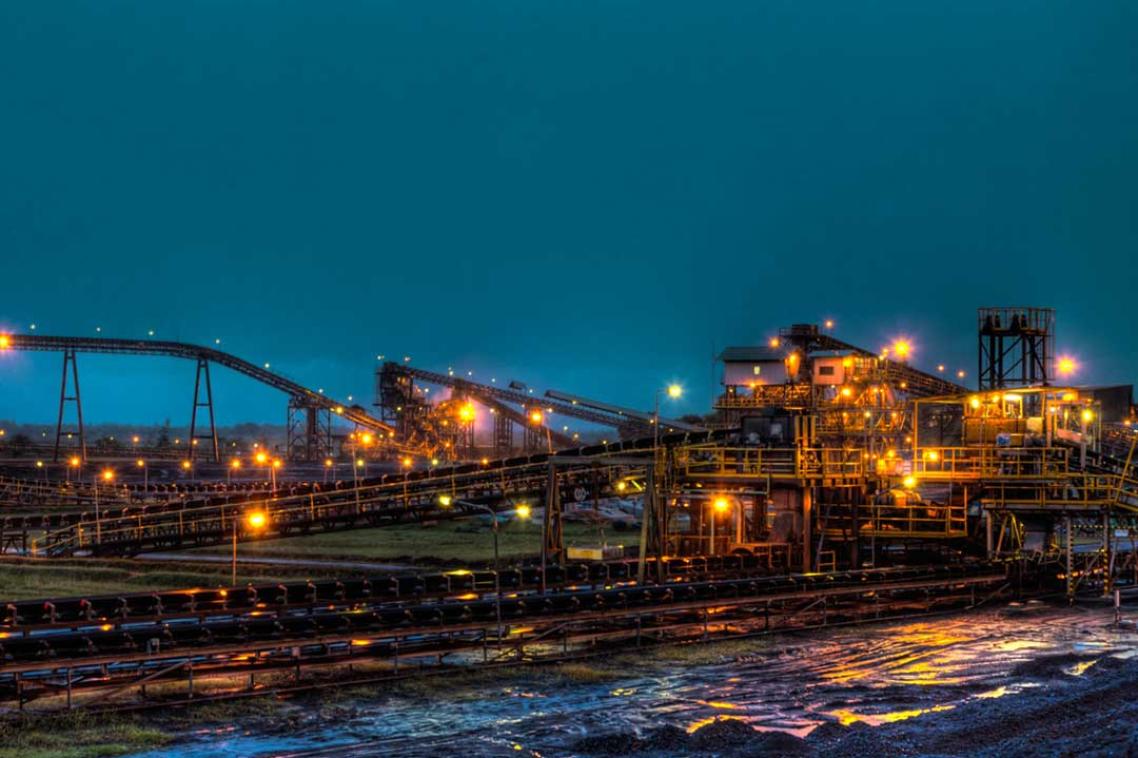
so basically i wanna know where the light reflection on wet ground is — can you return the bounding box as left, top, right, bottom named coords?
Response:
left=133, top=603, right=1138, bottom=757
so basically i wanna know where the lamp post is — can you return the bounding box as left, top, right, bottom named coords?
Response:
left=254, top=451, right=269, bottom=488
left=324, top=457, right=334, bottom=484
left=233, top=509, right=267, bottom=586
left=228, top=457, right=241, bottom=485
left=638, top=384, right=683, bottom=582
left=94, top=468, right=115, bottom=543
left=271, top=459, right=282, bottom=490
left=710, top=496, right=731, bottom=556
left=67, top=456, right=81, bottom=484
left=653, top=384, right=684, bottom=450
left=135, top=459, right=147, bottom=495
left=528, top=409, right=553, bottom=453
left=438, top=496, right=531, bottom=646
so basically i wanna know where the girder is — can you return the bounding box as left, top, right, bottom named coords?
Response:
left=3, top=334, right=400, bottom=444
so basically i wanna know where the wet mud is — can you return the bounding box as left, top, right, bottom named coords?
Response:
left=131, top=602, right=1138, bottom=757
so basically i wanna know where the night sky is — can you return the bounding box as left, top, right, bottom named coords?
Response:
left=2, top=2, right=1136, bottom=426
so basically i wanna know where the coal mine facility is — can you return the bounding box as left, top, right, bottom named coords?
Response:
left=0, top=306, right=1135, bottom=724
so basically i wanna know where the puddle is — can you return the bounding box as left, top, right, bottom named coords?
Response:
left=132, top=604, right=1138, bottom=757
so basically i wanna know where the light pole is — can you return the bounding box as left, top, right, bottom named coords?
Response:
left=710, top=496, right=731, bottom=556
left=324, top=457, right=334, bottom=484
left=228, top=457, right=241, bottom=485
left=528, top=410, right=553, bottom=453
left=232, top=510, right=267, bottom=586
left=438, top=496, right=532, bottom=646
left=639, top=384, right=683, bottom=582
left=136, top=459, right=147, bottom=495
left=181, top=459, right=194, bottom=484
left=271, top=459, right=282, bottom=490
left=254, top=451, right=269, bottom=488
left=654, top=384, right=684, bottom=450
left=96, top=468, right=115, bottom=543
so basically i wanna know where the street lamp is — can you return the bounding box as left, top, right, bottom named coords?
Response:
left=135, top=459, right=148, bottom=494
left=94, top=468, right=115, bottom=542
left=181, top=459, right=194, bottom=483
left=437, top=496, right=532, bottom=645
left=67, top=455, right=81, bottom=483
left=528, top=409, right=553, bottom=453
left=710, top=496, right=731, bottom=556
left=228, top=457, right=241, bottom=485
left=233, top=510, right=268, bottom=586
left=271, top=459, right=282, bottom=490
left=324, top=457, right=334, bottom=484
left=654, top=384, right=683, bottom=449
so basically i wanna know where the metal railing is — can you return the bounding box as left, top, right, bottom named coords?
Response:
left=912, top=446, right=1071, bottom=479
left=821, top=502, right=968, bottom=539
left=674, top=446, right=865, bottom=480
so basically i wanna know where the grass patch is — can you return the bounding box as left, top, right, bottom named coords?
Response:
left=190, top=520, right=636, bottom=565
left=0, top=559, right=289, bottom=601
left=0, top=712, right=171, bottom=758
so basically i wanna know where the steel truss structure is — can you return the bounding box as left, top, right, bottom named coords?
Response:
left=1, top=334, right=401, bottom=463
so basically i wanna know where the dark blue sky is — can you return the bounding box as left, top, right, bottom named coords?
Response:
left=2, top=1, right=1136, bottom=425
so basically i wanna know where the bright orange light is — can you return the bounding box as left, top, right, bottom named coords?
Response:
left=181, top=460, right=191, bottom=470
left=101, top=469, right=115, bottom=482
left=1057, top=356, right=1078, bottom=377
left=712, top=497, right=730, bottom=513
left=68, top=456, right=81, bottom=467
left=480, top=457, right=490, bottom=466
left=230, top=458, right=242, bottom=470
left=324, top=458, right=334, bottom=468
left=131, top=435, right=140, bottom=444
left=666, top=384, right=683, bottom=399
left=0, top=335, right=9, bottom=349
left=401, top=456, right=413, bottom=468
left=360, top=433, right=374, bottom=446
left=824, top=319, right=834, bottom=330
left=458, top=403, right=476, bottom=422
left=891, top=340, right=912, bottom=360
left=529, top=410, right=544, bottom=424
left=840, top=386, right=853, bottom=398
left=902, top=475, right=917, bottom=489
left=271, top=459, right=282, bottom=469
left=515, top=504, right=532, bottom=520
left=254, top=452, right=268, bottom=465
left=246, top=511, right=267, bottom=529
left=136, top=459, right=145, bottom=468
left=768, top=337, right=780, bottom=348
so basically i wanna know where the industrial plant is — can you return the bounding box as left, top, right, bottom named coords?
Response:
left=0, top=306, right=1134, bottom=724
